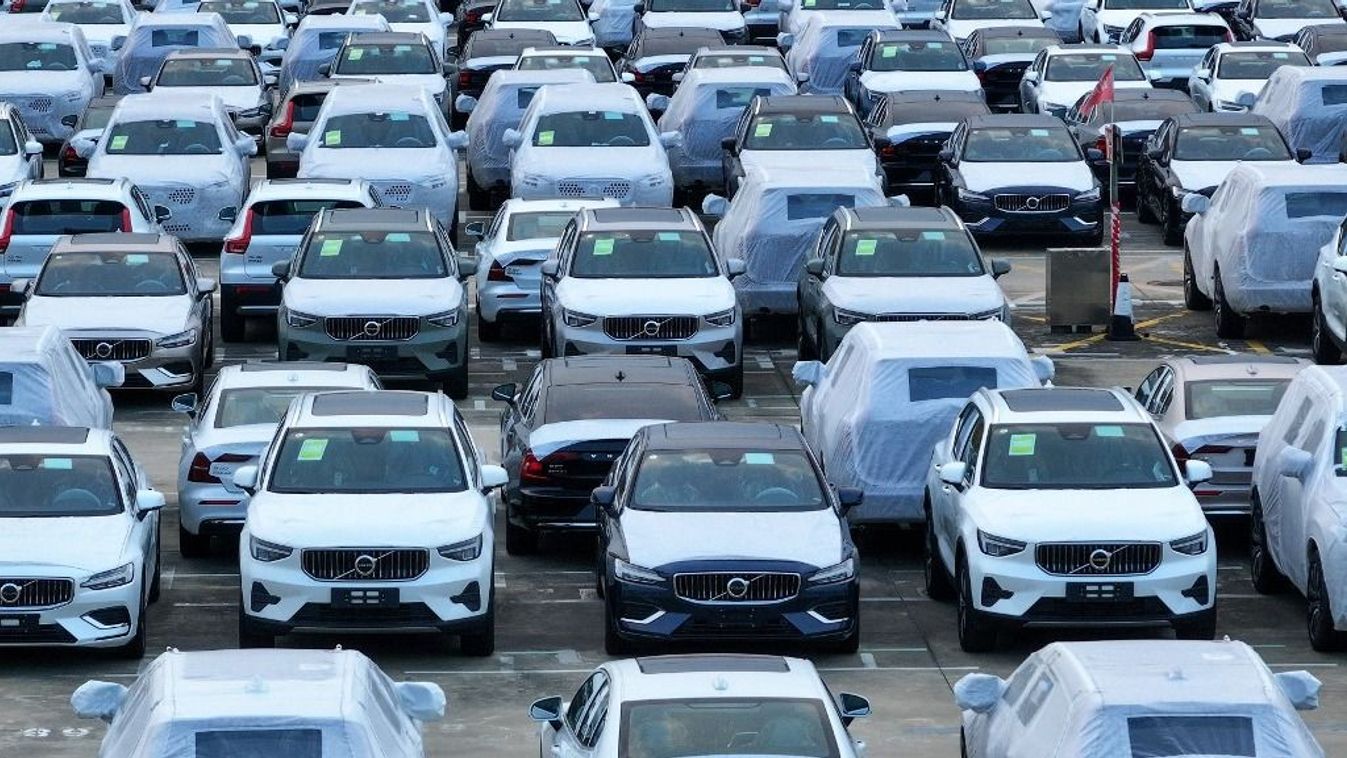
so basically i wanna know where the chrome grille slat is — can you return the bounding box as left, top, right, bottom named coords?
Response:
left=1035, top=542, right=1161, bottom=576
left=70, top=338, right=153, bottom=361
left=872, top=313, right=972, bottom=323
left=672, top=572, right=800, bottom=603
left=324, top=316, right=420, bottom=341
left=993, top=193, right=1071, bottom=213
left=603, top=315, right=699, bottom=341
left=301, top=548, right=429, bottom=581
left=0, top=578, right=74, bottom=608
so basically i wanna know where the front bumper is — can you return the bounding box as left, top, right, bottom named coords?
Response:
left=555, top=320, right=741, bottom=373
left=74, top=337, right=202, bottom=390
left=512, top=175, right=674, bottom=208
left=951, top=192, right=1102, bottom=237
left=0, top=575, right=143, bottom=648
left=279, top=319, right=468, bottom=378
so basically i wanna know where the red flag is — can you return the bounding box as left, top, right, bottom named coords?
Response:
left=1078, top=65, right=1115, bottom=119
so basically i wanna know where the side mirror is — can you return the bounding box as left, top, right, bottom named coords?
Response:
left=218, top=207, right=238, bottom=223
left=720, top=136, right=736, bottom=152
left=837, top=692, right=871, bottom=726
left=672, top=70, right=685, bottom=83
left=455, top=94, right=478, bottom=114
left=271, top=260, right=291, bottom=280
left=10, top=278, right=31, bottom=297
left=465, top=220, right=486, bottom=238
left=264, top=72, right=279, bottom=88
left=791, top=360, right=825, bottom=387
left=139, top=75, right=152, bottom=90
left=72, top=136, right=97, bottom=159
left=196, top=277, right=217, bottom=294
left=232, top=464, right=259, bottom=494
left=236, top=35, right=253, bottom=49
left=1184, top=459, right=1213, bottom=485
left=111, top=35, right=126, bottom=51
left=658, top=130, right=682, bottom=149
left=709, top=380, right=734, bottom=402
left=481, top=464, right=509, bottom=490
left=1085, top=147, right=1104, bottom=161
left=1333, top=255, right=1347, bottom=275
left=952, top=673, right=1007, bottom=714
left=1031, top=354, right=1054, bottom=384
left=777, top=32, right=795, bottom=49
left=795, top=71, right=809, bottom=84
left=848, top=60, right=862, bottom=73
left=938, top=461, right=968, bottom=487
left=1276, top=446, right=1314, bottom=480
left=1022, top=70, right=1039, bottom=84
left=990, top=259, right=1010, bottom=278
left=647, top=94, right=671, bottom=112
left=71, top=681, right=128, bottom=723
left=135, top=489, right=166, bottom=516
left=286, top=131, right=309, bottom=152
left=588, top=9, right=600, bottom=20
left=456, top=254, right=477, bottom=280
left=1194, top=67, right=1211, bottom=80
left=632, top=1, right=644, bottom=11
left=23, top=140, right=42, bottom=157
left=933, top=8, right=946, bottom=20
left=1274, top=671, right=1322, bottom=711
left=60, top=114, right=80, bottom=129
left=394, top=682, right=446, bottom=722
left=591, top=485, right=618, bottom=517
left=1236, top=91, right=1256, bottom=109
left=445, top=131, right=470, bottom=150
left=725, top=258, right=746, bottom=280
left=529, top=696, right=565, bottom=729
left=283, top=13, right=298, bottom=26
left=805, top=258, right=825, bottom=278
left=1297, top=147, right=1312, bottom=163
left=154, top=205, right=172, bottom=224
left=1038, top=8, right=1050, bottom=19
left=701, top=193, right=729, bottom=218
left=480, top=10, right=492, bottom=21
left=171, top=392, right=198, bottom=414
left=540, top=260, right=559, bottom=279
left=491, top=382, right=518, bottom=404
left=836, top=487, right=863, bottom=515
left=621, top=71, right=636, bottom=83
left=92, top=362, right=124, bottom=388
left=1181, top=193, right=1209, bottom=215
left=502, top=128, right=522, bottom=148
left=938, top=148, right=954, bottom=163
left=235, top=135, right=257, bottom=156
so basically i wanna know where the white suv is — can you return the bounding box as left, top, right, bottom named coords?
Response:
left=925, top=387, right=1218, bottom=652
left=233, top=390, right=508, bottom=654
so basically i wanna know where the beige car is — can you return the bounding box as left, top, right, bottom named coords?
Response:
left=1134, top=354, right=1308, bottom=516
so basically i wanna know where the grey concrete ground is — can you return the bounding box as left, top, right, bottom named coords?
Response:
left=0, top=162, right=1342, bottom=757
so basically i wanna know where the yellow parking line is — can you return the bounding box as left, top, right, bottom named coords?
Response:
left=1143, top=336, right=1234, bottom=354
left=1246, top=340, right=1271, bottom=355
left=1050, top=313, right=1185, bottom=353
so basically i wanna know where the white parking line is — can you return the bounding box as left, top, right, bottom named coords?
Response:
left=404, top=665, right=980, bottom=675
left=173, top=602, right=235, bottom=607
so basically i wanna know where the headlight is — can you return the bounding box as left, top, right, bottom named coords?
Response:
left=1170, top=531, right=1208, bottom=555
left=1076, top=187, right=1101, bottom=202
left=519, top=172, right=547, bottom=188
left=704, top=307, right=736, bottom=327
left=63, top=89, right=84, bottom=103
left=157, top=328, right=198, bottom=348
left=833, top=307, right=869, bottom=326
left=970, top=307, right=1003, bottom=321
left=81, top=562, right=134, bottom=590
left=438, top=534, right=483, bottom=561
left=810, top=557, right=855, bottom=585
left=956, top=187, right=989, bottom=202
left=977, top=530, right=1025, bottom=557
left=284, top=308, right=318, bottom=328
left=426, top=307, right=464, bottom=327
left=642, top=172, right=668, bottom=188
left=250, top=536, right=293, bottom=562
left=613, top=557, right=663, bottom=585
left=562, top=308, right=598, bottom=327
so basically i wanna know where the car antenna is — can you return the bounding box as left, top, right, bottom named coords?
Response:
left=615, top=371, right=626, bottom=382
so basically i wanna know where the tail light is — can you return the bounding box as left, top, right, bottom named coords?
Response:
left=879, top=143, right=896, bottom=159
left=465, top=7, right=482, bottom=23
left=632, top=71, right=646, bottom=82
left=486, top=260, right=512, bottom=281
left=223, top=209, right=254, bottom=254
left=0, top=208, right=14, bottom=255
left=458, top=70, right=473, bottom=89
left=121, top=207, right=132, bottom=232
left=1136, top=31, right=1156, bottom=61
left=1225, top=30, right=1234, bottom=42
left=520, top=449, right=581, bottom=484
left=269, top=100, right=295, bottom=138
left=9, top=0, right=25, bottom=12
left=62, top=144, right=78, bottom=163
left=187, top=452, right=252, bottom=484
left=1094, top=134, right=1108, bottom=158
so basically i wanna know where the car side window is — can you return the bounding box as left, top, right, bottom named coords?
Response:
left=1030, top=50, right=1046, bottom=73
left=453, top=410, right=482, bottom=478
left=815, top=220, right=837, bottom=268
left=1152, top=370, right=1176, bottom=415
left=1338, top=218, right=1347, bottom=255
left=1284, top=397, right=1314, bottom=445
left=110, top=438, right=138, bottom=505
left=576, top=677, right=610, bottom=747
left=519, top=366, right=544, bottom=422
left=487, top=206, right=506, bottom=240
left=951, top=403, right=978, bottom=455
left=565, top=674, right=599, bottom=735
left=960, top=413, right=986, bottom=477
left=1301, top=419, right=1327, bottom=459
left=1001, top=662, right=1038, bottom=707
left=1135, top=367, right=1163, bottom=408
left=1122, top=19, right=1142, bottom=43
left=1016, top=673, right=1055, bottom=725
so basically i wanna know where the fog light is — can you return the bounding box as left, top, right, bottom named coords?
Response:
left=981, top=577, right=1013, bottom=607
left=1181, top=575, right=1210, bottom=606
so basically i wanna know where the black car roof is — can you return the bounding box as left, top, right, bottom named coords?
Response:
left=1224, top=39, right=1298, bottom=47
left=544, top=355, right=700, bottom=386
left=1108, top=89, right=1193, bottom=102
left=1187, top=354, right=1302, bottom=365
left=643, top=422, right=802, bottom=450
left=238, top=361, right=353, bottom=373
left=464, top=28, right=557, bottom=56
left=347, top=32, right=431, bottom=45
left=586, top=207, right=693, bottom=227
left=636, top=655, right=790, bottom=674
left=965, top=113, right=1064, bottom=128
left=977, top=25, right=1059, bottom=38
left=1171, top=112, right=1276, bottom=128
left=753, top=94, right=850, bottom=114
left=167, top=47, right=253, bottom=58
left=874, top=29, right=953, bottom=42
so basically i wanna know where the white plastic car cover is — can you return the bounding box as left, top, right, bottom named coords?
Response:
left=465, top=69, right=595, bottom=189
left=588, top=0, right=638, bottom=48
left=0, top=326, right=115, bottom=429
left=657, top=67, right=797, bottom=190
left=1169, top=415, right=1264, bottom=456
left=709, top=166, right=887, bottom=314
left=786, top=11, right=899, bottom=95
left=111, top=13, right=238, bottom=95
left=1197, top=163, right=1347, bottom=314
left=528, top=418, right=673, bottom=459
left=1252, top=65, right=1347, bottom=164
left=0, top=23, right=102, bottom=142
left=1043, top=0, right=1085, bottom=41
left=278, top=14, right=390, bottom=94
left=795, top=321, right=1042, bottom=522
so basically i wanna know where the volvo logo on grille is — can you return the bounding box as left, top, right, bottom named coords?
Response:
left=642, top=319, right=663, bottom=337
left=353, top=554, right=378, bottom=577
left=1023, top=196, right=1040, bottom=210
left=94, top=342, right=114, bottom=359
left=362, top=321, right=383, bottom=337
left=0, top=583, right=20, bottom=604
left=1089, top=549, right=1112, bottom=571
left=725, top=577, right=750, bottom=599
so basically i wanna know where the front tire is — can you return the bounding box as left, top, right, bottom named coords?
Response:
left=1308, top=550, right=1347, bottom=652
left=440, top=360, right=469, bottom=400
left=114, top=604, right=147, bottom=660
left=459, top=596, right=495, bottom=657
left=956, top=556, right=998, bottom=653
left=1250, top=496, right=1286, bottom=594
left=1136, top=187, right=1157, bottom=224
left=1312, top=292, right=1342, bottom=365
left=924, top=507, right=955, bottom=601
left=477, top=304, right=502, bottom=343
left=505, top=513, right=539, bottom=556
left=1213, top=269, right=1246, bottom=339
left=237, top=602, right=275, bottom=649
left=220, top=290, right=246, bottom=342
left=604, top=602, right=633, bottom=656
left=1183, top=249, right=1211, bottom=311
left=796, top=313, right=818, bottom=361
left=1162, top=198, right=1184, bottom=247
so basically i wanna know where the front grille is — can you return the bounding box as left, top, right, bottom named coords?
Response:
left=301, top=548, right=429, bottom=581
left=872, top=312, right=971, bottom=323
left=371, top=181, right=414, bottom=204
left=673, top=572, right=800, bottom=603
left=0, top=578, right=73, bottom=608
left=1035, top=542, right=1162, bottom=576
left=166, top=188, right=196, bottom=205
left=324, top=316, right=420, bottom=341
left=70, top=338, right=153, bottom=361
left=603, top=315, right=698, bottom=341
left=993, top=193, right=1071, bottom=213
left=557, top=179, right=632, bottom=200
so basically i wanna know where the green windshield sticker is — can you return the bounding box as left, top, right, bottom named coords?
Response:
left=320, top=238, right=343, bottom=256
left=176, top=119, right=194, bottom=128
left=657, top=232, right=680, bottom=242
left=754, top=122, right=773, bottom=137
left=395, top=45, right=412, bottom=52
left=1274, top=52, right=1288, bottom=59
left=929, top=42, right=943, bottom=49
left=297, top=438, right=328, bottom=461
left=386, top=232, right=411, bottom=242
left=1095, top=425, right=1124, bottom=437
left=42, top=458, right=73, bottom=470
left=804, top=0, right=815, bottom=6
left=389, top=112, right=409, bottom=122
left=1101, top=54, right=1116, bottom=61
left=1341, top=446, right=1347, bottom=468
left=1030, top=128, right=1049, bottom=136
left=744, top=452, right=775, bottom=465
left=604, top=111, right=623, bottom=120
left=389, top=430, right=420, bottom=442
left=820, top=115, right=839, bottom=123
left=48, top=10, right=60, bottom=18
left=855, top=239, right=877, bottom=256
left=110, top=135, right=128, bottom=151
left=1240, top=127, right=1258, bottom=136
left=750, top=56, right=764, bottom=62
left=325, top=130, right=341, bottom=146
left=882, top=46, right=897, bottom=58
left=593, top=238, right=614, bottom=255
left=538, top=130, right=555, bottom=145
left=922, top=231, right=946, bottom=240
left=1008, top=434, right=1036, bottom=456
left=125, top=254, right=149, bottom=265
left=38, top=43, right=57, bottom=51
left=348, top=48, right=364, bottom=60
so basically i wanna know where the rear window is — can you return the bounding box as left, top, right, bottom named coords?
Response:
left=195, top=729, right=323, bottom=758
left=250, top=199, right=366, bottom=235
left=909, top=366, right=998, bottom=401
left=157, top=57, right=257, bottom=87
left=1322, top=84, right=1347, bottom=105
left=83, top=106, right=115, bottom=130
left=150, top=29, right=201, bottom=47
left=835, top=28, right=869, bottom=47
left=1284, top=191, right=1347, bottom=218
left=0, top=42, right=77, bottom=72
left=1126, top=715, right=1255, bottom=758
left=544, top=384, right=706, bottom=422
left=465, top=36, right=546, bottom=58
left=715, top=87, right=775, bottom=109
left=786, top=193, right=856, bottom=220
left=1093, top=98, right=1196, bottom=122
left=317, top=31, right=349, bottom=50
left=982, top=35, right=1055, bottom=55
left=1185, top=378, right=1290, bottom=420
left=290, top=93, right=328, bottom=122
left=1150, top=25, right=1229, bottom=49
left=517, top=86, right=540, bottom=109
left=641, top=33, right=722, bottom=57
left=506, top=210, right=574, bottom=240
left=12, top=200, right=127, bottom=234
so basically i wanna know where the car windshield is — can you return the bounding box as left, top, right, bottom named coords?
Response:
left=1258, top=0, right=1338, bottom=17
left=621, top=699, right=839, bottom=758
left=157, top=57, right=257, bottom=86
left=836, top=229, right=984, bottom=276
left=47, top=1, right=125, bottom=23
left=103, top=119, right=223, bottom=155
left=1152, top=24, right=1230, bottom=50
left=571, top=231, right=718, bottom=278
left=791, top=0, right=884, bottom=7
left=1047, top=53, right=1145, bottom=81
left=544, top=385, right=707, bottom=422
left=0, top=42, right=78, bottom=72
left=1218, top=50, right=1310, bottom=77
left=318, top=112, right=437, bottom=148
left=1184, top=378, right=1290, bottom=420
left=149, top=28, right=203, bottom=47
left=531, top=111, right=651, bottom=146
left=982, top=422, right=1178, bottom=489
left=198, top=0, right=281, bottom=22
left=648, top=0, right=735, bottom=10
left=37, top=251, right=186, bottom=296
left=1173, top=125, right=1291, bottom=160
left=516, top=53, right=616, bottom=82
left=786, top=192, right=858, bottom=220
left=1281, top=191, right=1347, bottom=219
left=0, top=124, right=15, bottom=155
left=215, top=387, right=325, bottom=427
left=631, top=449, right=827, bottom=510
left=0, top=455, right=121, bottom=517
left=743, top=113, right=868, bottom=150
left=298, top=231, right=446, bottom=279
left=335, top=42, right=435, bottom=74
left=351, top=0, right=431, bottom=20
left=871, top=40, right=968, bottom=71
left=981, top=35, right=1056, bottom=55
left=952, top=0, right=1037, bottom=20
left=963, top=126, right=1080, bottom=162
left=269, top=428, right=466, bottom=493
left=506, top=210, right=575, bottom=240
left=250, top=199, right=367, bottom=235
left=495, top=0, right=584, bottom=21
left=693, top=52, right=787, bottom=70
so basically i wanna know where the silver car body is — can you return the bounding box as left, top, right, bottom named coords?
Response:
left=145, top=49, right=273, bottom=135
left=0, top=24, right=106, bottom=144
left=39, top=0, right=140, bottom=73
left=346, top=0, right=451, bottom=55
left=1120, top=12, right=1231, bottom=88
left=1188, top=41, right=1309, bottom=112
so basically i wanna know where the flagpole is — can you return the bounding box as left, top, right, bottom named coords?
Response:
left=1107, top=68, right=1120, bottom=309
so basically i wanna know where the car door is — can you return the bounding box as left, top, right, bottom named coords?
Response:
left=1265, top=392, right=1313, bottom=585
left=1138, top=120, right=1168, bottom=214
left=1191, top=48, right=1217, bottom=109
left=1323, top=218, right=1347, bottom=338
left=1020, top=51, right=1046, bottom=112
left=801, top=218, right=838, bottom=335
left=935, top=403, right=983, bottom=565
left=1283, top=412, right=1327, bottom=590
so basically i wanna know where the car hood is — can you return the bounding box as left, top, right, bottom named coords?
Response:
left=155, top=85, right=265, bottom=111
left=284, top=277, right=461, bottom=317
left=247, top=491, right=488, bottom=547
left=0, top=516, right=131, bottom=572
left=300, top=146, right=453, bottom=181
left=226, top=23, right=289, bottom=48
left=89, top=153, right=237, bottom=185
left=555, top=276, right=734, bottom=316
left=0, top=70, right=90, bottom=95
left=528, top=419, right=673, bottom=459
left=740, top=147, right=876, bottom=175
left=22, top=294, right=193, bottom=335
left=623, top=507, right=843, bottom=568
left=332, top=72, right=446, bottom=95
left=491, top=19, right=592, bottom=44
left=821, top=274, right=1004, bottom=314
left=641, top=10, right=745, bottom=30
left=860, top=69, right=981, bottom=93
left=1169, top=159, right=1263, bottom=192
left=1254, top=17, right=1341, bottom=38
left=517, top=144, right=668, bottom=177
left=945, top=18, right=1044, bottom=38
left=1039, top=78, right=1149, bottom=108
left=1210, top=78, right=1267, bottom=105
left=960, top=160, right=1094, bottom=192
left=967, top=486, right=1208, bottom=543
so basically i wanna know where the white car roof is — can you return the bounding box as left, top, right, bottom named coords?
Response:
left=295, top=13, right=391, bottom=33
left=1212, top=41, right=1302, bottom=55
left=112, top=91, right=228, bottom=122
left=679, top=66, right=796, bottom=88
left=801, top=9, right=900, bottom=29
left=1045, top=640, right=1288, bottom=708
left=529, top=82, right=646, bottom=115
left=0, top=426, right=113, bottom=455
left=212, top=362, right=377, bottom=392
left=843, top=321, right=1032, bottom=362
left=741, top=163, right=884, bottom=193
left=7, top=178, right=137, bottom=202
left=318, top=82, right=439, bottom=117
left=1137, top=11, right=1230, bottom=26
left=607, top=655, right=831, bottom=701
left=519, top=46, right=605, bottom=57
left=499, top=197, right=620, bottom=215
left=149, top=648, right=364, bottom=721
left=1042, top=44, right=1131, bottom=57
left=244, top=178, right=374, bottom=205
left=982, top=386, right=1148, bottom=424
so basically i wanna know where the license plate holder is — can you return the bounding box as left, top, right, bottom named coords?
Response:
left=345, top=345, right=398, bottom=363
left=331, top=588, right=400, bottom=608
left=0, top=614, right=38, bottom=630
left=625, top=345, right=676, bottom=356
left=1066, top=582, right=1134, bottom=602
left=208, top=462, right=239, bottom=479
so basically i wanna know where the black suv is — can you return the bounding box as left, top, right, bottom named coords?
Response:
left=865, top=90, right=988, bottom=203
left=1294, top=23, right=1347, bottom=64
left=490, top=355, right=724, bottom=554
left=618, top=27, right=725, bottom=98
left=1062, top=88, right=1198, bottom=195
left=451, top=29, right=557, bottom=126
left=721, top=94, right=875, bottom=196
left=842, top=29, right=972, bottom=118
left=595, top=421, right=862, bottom=654
left=960, top=26, right=1059, bottom=111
